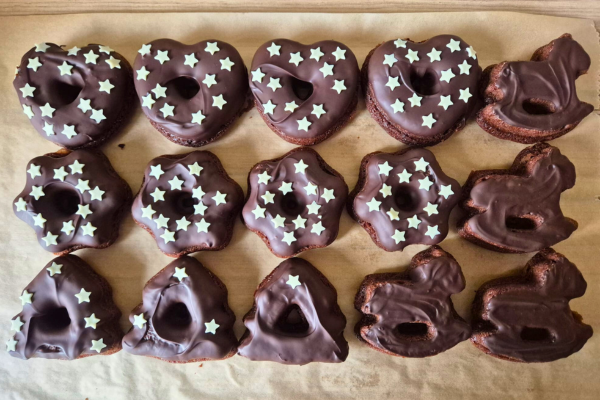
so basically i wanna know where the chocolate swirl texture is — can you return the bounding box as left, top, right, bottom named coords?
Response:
left=355, top=246, right=471, bottom=358
left=250, top=39, right=359, bottom=145
left=122, top=257, right=237, bottom=363
left=14, top=43, right=135, bottom=149
left=471, top=248, right=593, bottom=363
left=477, top=34, right=593, bottom=143
left=364, top=35, right=481, bottom=146
left=133, top=39, right=250, bottom=147
left=458, top=143, right=577, bottom=253
left=238, top=258, right=348, bottom=365
left=131, top=151, right=243, bottom=257
left=349, top=148, right=461, bottom=251
left=13, top=150, right=132, bottom=254
left=242, top=147, right=348, bottom=258
left=7, top=255, right=122, bottom=360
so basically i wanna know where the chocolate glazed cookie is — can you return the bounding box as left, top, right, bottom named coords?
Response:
left=134, top=39, right=251, bottom=147
left=458, top=143, right=577, bottom=253
left=355, top=246, right=471, bottom=358
left=238, top=258, right=348, bottom=365
left=242, top=147, right=348, bottom=258
left=363, top=35, right=481, bottom=146
left=7, top=255, right=122, bottom=360
left=349, top=148, right=461, bottom=251
left=471, top=248, right=592, bottom=363
left=250, top=39, right=359, bottom=145
left=132, top=151, right=244, bottom=257
left=14, top=43, right=135, bottom=149
left=477, top=34, right=593, bottom=144
left=13, top=150, right=132, bottom=254
left=122, top=257, right=237, bottom=363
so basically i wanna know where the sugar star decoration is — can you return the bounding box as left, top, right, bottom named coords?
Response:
left=391, top=99, right=405, bottom=113
left=52, top=167, right=67, bottom=181
left=252, top=205, right=266, bottom=219
left=414, top=157, right=429, bottom=172
left=90, top=339, right=107, bottom=353
left=27, top=164, right=41, bottom=178
left=98, top=45, right=114, bottom=54
left=282, top=231, right=296, bottom=246
left=30, top=186, right=45, bottom=200
left=204, top=319, right=220, bottom=334
left=267, top=77, right=282, bottom=91
left=205, top=42, right=220, bottom=55
left=439, top=185, right=454, bottom=199
left=447, top=39, right=461, bottom=52
left=378, top=161, right=394, bottom=176
left=294, top=159, right=308, bottom=174
left=286, top=275, right=301, bottom=289
left=141, top=205, right=156, bottom=219
left=176, top=217, right=191, bottom=231
left=212, top=95, right=227, bottom=110
left=251, top=68, right=265, bottom=83
left=459, top=88, right=473, bottom=103
left=439, top=95, right=453, bottom=110
left=386, top=76, right=401, bottom=91
left=322, top=188, right=335, bottom=203
left=427, top=48, right=442, bottom=62
left=35, top=42, right=50, bottom=52
left=160, top=103, right=175, bottom=118
left=189, top=162, right=203, bottom=176
left=425, top=225, right=440, bottom=239
left=192, top=186, right=205, bottom=199
left=383, top=54, right=397, bottom=67
left=458, top=60, right=472, bottom=75
left=423, top=202, right=439, bottom=216
left=319, top=63, right=334, bottom=77
left=212, top=191, right=227, bottom=205
left=20, top=83, right=36, bottom=98
left=191, top=111, right=206, bottom=125
left=76, top=204, right=93, bottom=219
left=366, top=197, right=381, bottom=212
left=196, top=218, right=210, bottom=233
left=151, top=188, right=165, bottom=202
left=43, top=122, right=54, bottom=135
left=99, top=79, right=114, bottom=94
left=90, top=109, right=106, bottom=124
left=33, top=213, right=46, bottom=228
left=284, top=101, right=298, bottom=113
left=62, top=125, right=78, bottom=139
left=279, top=182, right=293, bottom=195
left=11, top=317, right=25, bottom=332
left=84, top=51, right=99, bottom=64
left=75, top=288, right=91, bottom=304
left=306, top=201, right=321, bottom=215
left=272, top=214, right=286, bottom=229
left=154, top=50, right=170, bottom=64
left=81, top=223, right=97, bottom=237
left=40, top=103, right=56, bottom=118
left=293, top=215, right=307, bottom=229
left=266, top=42, right=281, bottom=57
left=19, top=290, right=33, bottom=305
left=304, top=182, right=318, bottom=196
left=405, top=49, right=419, bottom=63
left=6, top=337, right=18, bottom=352
left=15, top=198, right=27, bottom=212
left=261, top=191, right=275, bottom=204
left=105, top=56, right=121, bottom=69
left=220, top=57, right=234, bottom=71
left=27, top=57, right=42, bottom=71
left=172, top=264, right=191, bottom=282
left=379, top=184, right=392, bottom=198
left=23, top=105, right=34, bottom=119
left=289, top=52, right=304, bottom=66
left=62, top=220, right=75, bottom=235
left=184, top=53, right=199, bottom=68
left=310, top=47, right=324, bottom=61
left=419, top=177, right=434, bottom=191
left=466, top=46, right=477, bottom=59
left=311, top=221, right=326, bottom=235
left=138, top=44, right=152, bottom=56
left=78, top=98, right=92, bottom=113
left=422, top=114, right=436, bottom=129
left=152, top=84, right=167, bottom=98
left=407, top=215, right=421, bottom=229
left=133, top=313, right=147, bottom=329
left=137, top=66, right=150, bottom=81
left=391, top=229, right=406, bottom=244
left=440, top=69, right=455, bottom=83
left=142, top=94, right=155, bottom=109
left=332, top=80, right=346, bottom=94
left=332, top=47, right=346, bottom=61
left=408, top=93, right=422, bottom=108
left=57, top=61, right=73, bottom=76
left=150, top=164, right=164, bottom=179
left=311, top=104, right=326, bottom=119
left=297, top=117, right=312, bottom=132
left=84, top=313, right=101, bottom=329
left=394, top=39, right=407, bottom=48
left=155, top=214, right=169, bottom=229
left=194, top=202, right=208, bottom=215
left=258, top=171, right=271, bottom=185
left=262, top=100, right=276, bottom=115
left=75, top=179, right=90, bottom=193
left=47, top=262, right=63, bottom=276
left=387, top=208, right=399, bottom=221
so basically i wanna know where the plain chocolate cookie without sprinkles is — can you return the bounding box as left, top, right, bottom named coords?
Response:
left=477, top=34, right=593, bottom=144
left=363, top=35, right=481, bottom=146
left=7, top=255, right=123, bottom=360
left=14, top=42, right=135, bottom=149
left=250, top=39, right=359, bottom=145
left=134, top=39, right=250, bottom=147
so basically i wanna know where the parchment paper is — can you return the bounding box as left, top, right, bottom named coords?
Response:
left=0, top=11, right=598, bottom=400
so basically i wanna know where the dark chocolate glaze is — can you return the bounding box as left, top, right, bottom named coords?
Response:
left=242, top=147, right=348, bottom=258
left=471, top=248, right=592, bottom=363
left=133, top=39, right=249, bottom=146
left=238, top=258, right=348, bottom=365
left=355, top=246, right=471, bottom=357
left=14, top=43, right=134, bottom=149
left=351, top=148, right=461, bottom=251
left=13, top=150, right=132, bottom=254
left=131, top=151, right=243, bottom=256
left=122, top=257, right=237, bottom=363
left=488, top=34, right=593, bottom=131
left=367, top=35, right=481, bottom=140
left=250, top=39, right=359, bottom=143
left=459, top=143, right=577, bottom=253
left=8, top=255, right=122, bottom=360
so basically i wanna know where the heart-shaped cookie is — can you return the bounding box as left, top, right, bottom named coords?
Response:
left=364, top=35, right=481, bottom=146
left=14, top=43, right=135, bottom=149
left=249, top=39, right=360, bottom=145
left=133, top=39, right=250, bottom=147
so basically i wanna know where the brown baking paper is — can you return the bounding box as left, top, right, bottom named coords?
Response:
left=0, top=11, right=598, bottom=400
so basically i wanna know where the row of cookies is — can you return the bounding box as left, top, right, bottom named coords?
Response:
left=14, top=35, right=593, bottom=149
left=7, top=247, right=591, bottom=364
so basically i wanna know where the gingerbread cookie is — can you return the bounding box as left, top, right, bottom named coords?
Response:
left=134, top=39, right=250, bottom=147
left=458, top=143, right=577, bottom=253
left=122, top=257, right=237, bottom=363
left=355, top=246, right=471, bottom=358
left=242, top=147, right=348, bottom=258
left=13, top=150, right=132, bottom=254
left=349, top=148, right=460, bottom=251
left=14, top=43, right=135, bottom=149
left=471, top=248, right=593, bottom=363
left=249, top=39, right=359, bottom=145
left=132, top=151, right=243, bottom=257
left=238, top=258, right=348, bottom=365
left=7, top=255, right=122, bottom=360
left=363, top=35, right=481, bottom=146
left=477, top=34, right=593, bottom=144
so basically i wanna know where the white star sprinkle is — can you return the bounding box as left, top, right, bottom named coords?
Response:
left=252, top=205, right=266, bottom=219
left=383, top=54, right=397, bottom=67
left=332, top=80, right=346, bottom=94
left=152, top=84, right=167, bottom=98
left=43, top=122, right=54, bottom=136
left=212, top=191, right=227, bottom=205
left=284, top=101, right=298, bottom=113
left=14, top=198, right=27, bottom=212
left=141, top=94, right=155, bottom=109
left=84, top=314, right=101, bottom=329
left=89, top=186, right=105, bottom=201
left=81, top=223, right=97, bottom=237
left=69, top=159, right=85, bottom=174
left=154, top=214, right=169, bottom=229
left=394, top=39, right=407, bottom=48
left=173, top=267, right=188, bottom=281
left=279, top=181, right=293, bottom=195
left=176, top=217, right=191, bottom=231
left=251, top=68, right=265, bottom=83
left=407, top=215, right=421, bottom=229
left=408, top=93, right=422, bottom=108
left=136, top=66, right=150, bottom=81
left=30, top=186, right=45, bottom=200
left=154, top=50, right=170, bottom=64
left=133, top=314, right=147, bottom=329
left=27, top=164, right=41, bottom=178
left=196, top=218, right=210, bottom=233
left=439, top=185, right=454, bottom=199
left=293, top=215, right=307, bottom=229
left=391, top=230, right=406, bottom=244
left=150, top=187, right=165, bottom=202
left=98, top=45, right=114, bottom=54
left=84, top=50, right=99, bottom=64
left=150, top=164, right=164, bottom=179
left=191, top=110, right=206, bottom=125
left=459, top=88, right=473, bottom=103
left=40, top=103, right=55, bottom=118
left=74, top=288, right=91, bottom=303
left=391, top=99, right=405, bottom=113
left=440, top=69, right=455, bottom=83
left=261, top=191, right=275, bottom=204
left=258, top=171, right=271, bottom=185
left=194, top=202, right=208, bottom=215
left=466, top=46, right=477, bottom=59
left=427, top=48, right=442, bottom=62
left=310, top=47, right=324, bottom=61
left=414, top=157, right=429, bottom=172
left=75, top=179, right=90, bottom=193
left=141, top=205, right=156, bottom=219
left=220, top=57, right=234, bottom=71
left=319, top=62, right=334, bottom=77
left=6, top=337, right=18, bottom=352
left=423, top=202, right=439, bottom=216
left=160, top=230, right=176, bottom=244
left=76, top=204, right=93, bottom=219
left=304, top=182, right=318, bottom=196
left=267, top=77, right=282, bottom=91
left=405, top=49, right=419, bottom=63
left=19, top=290, right=33, bottom=305
left=90, top=109, right=106, bottom=124
left=286, top=275, right=301, bottom=289
left=425, top=225, right=441, bottom=239
left=27, top=57, right=42, bottom=71
left=366, top=197, right=381, bottom=212
left=272, top=214, right=286, bottom=229
left=205, top=42, right=220, bottom=55
left=189, top=162, right=203, bottom=176
left=192, top=186, right=205, bottom=200
left=294, top=159, right=308, bottom=174
left=35, top=42, right=50, bottom=52
left=385, top=76, right=401, bottom=91
left=297, top=117, right=312, bottom=131
left=422, top=114, right=436, bottom=129
left=458, top=60, right=472, bottom=75
left=62, top=125, right=77, bottom=139
left=262, top=100, right=276, bottom=115
left=332, top=47, right=346, bottom=61
left=203, top=74, right=217, bottom=87
left=47, top=262, right=63, bottom=276
left=32, top=213, right=46, bottom=228
left=160, top=103, right=175, bottom=118
left=168, top=176, right=184, bottom=190
left=322, top=188, right=335, bottom=203
left=61, top=220, right=75, bottom=235
left=98, top=79, right=115, bottom=94
left=212, top=94, right=227, bottom=110
left=379, top=184, right=392, bottom=198
left=447, top=39, right=461, bottom=52
left=105, top=56, right=121, bottom=69
left=311, top=221, right=326, bottom=236
left=23, top=105, right=34, bottom=119
left=266, top=42, right=281, bottom=57
left=282, top=231, right=296, bottom=246
left=57, top=61, right=73, bottom=76
left=11, top=317, right=24, bottom=332
left=78, top=98, right=92, bottom=113
left=439, top=95, right=453, bottom=110
left=418, top=177, right=434, bottom=191
left=20, top=83, right=36, bottom=98
left=306, top=201, right=321, bottom=215
left=90, top=339, right=106, bottom=353
left=311, top=104, right=326, bottom=119
left=387, top=208, right=399, bottom=221
left=184, top=53, right=199, bottom=68
left=205, top=319, right=220, bottom=334
left=378, top=161, right=393, bottom=176
left=289, top=52, right=304, bottom=66
left=138, top=44, right=152, bottom=56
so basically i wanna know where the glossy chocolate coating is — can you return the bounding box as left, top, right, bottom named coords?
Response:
left=355, top=246, right=470, bottom=357
left=242, top=147, right=348, bottom=258
left=250, top=39, right=359, bottom=144
left=487, top=34, right=593, bottom=132
left=131, top=151, right=243, bottom=256
left=238, top=258, right=348, bottom=365
left=459, top=143, right=577, bottom=253
left=14, top=43, right=134, bottom=149
left=13, top=150, right=132, bottom=254
left=471, top=248, right=592, bottom=363
left=122, top=257, right=237, bottom=362
left=351, top=148, right=461, bottom=251
left=8, top=255, right=122, bottom=360
left=133, top=39, right=249, bottom=146
left=366, top=35, right=481, bottom=143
